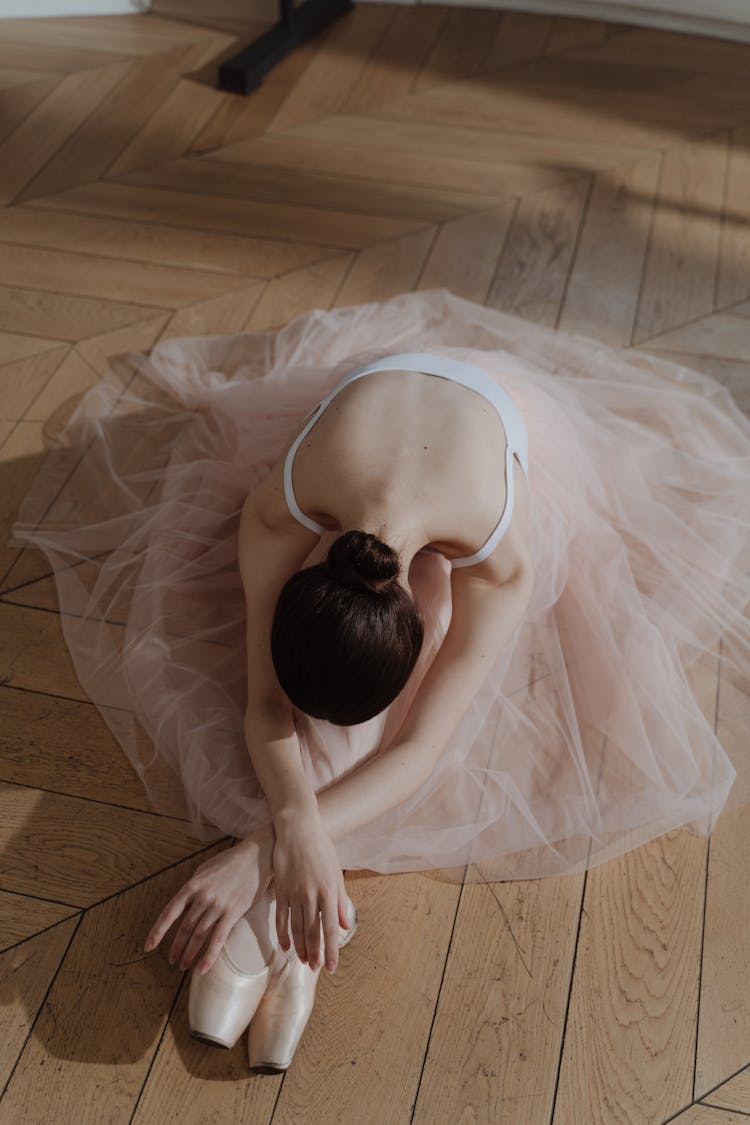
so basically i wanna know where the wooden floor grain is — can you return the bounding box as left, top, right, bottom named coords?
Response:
left=0, top=5, right=749, bottom=1123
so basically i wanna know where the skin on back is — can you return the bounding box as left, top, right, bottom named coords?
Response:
left=250, top=368, right=530, bottom=574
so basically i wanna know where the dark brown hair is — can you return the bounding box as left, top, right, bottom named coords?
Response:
left=270, top=530, right=424, bottom=725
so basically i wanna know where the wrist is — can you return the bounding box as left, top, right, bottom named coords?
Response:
left=238, top=819, right=275, bottom=853
left=275, top=801, right=321, bottom=835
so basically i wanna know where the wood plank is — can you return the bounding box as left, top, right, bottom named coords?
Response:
left=413, top=874, right=583, bottom=1124
left=152, top=0, right=279, bottom=31
left=497, top=54, right=693, bottom=95
left=0, top=781, right=205, bottom=906
left=411, top=8, right=500, bottom=95
left=343, top=5, right=447, bottom=110
left=0, top=39, right=131, bottom=75
left=0, top=206, right=337, bottom=278
left=638, top=349, right=750, bottom=419
left=286, top=109, right=652, bottom=175
left=417, top=202, right=516, bottom=305
left=117, top=152, right=495, bottom=222
left=695, top=652, right=750, bottom=1095
left=640, top=313, right=750, bottom=364
left=370, top=77, right=740, bottom=150
left=0, top=67, right=56, bottom=90
left=0, top=63, right=133, bottom=207
left=17, top=44, right=215, bottom=202
left=704, top=1065, right=750, bottom=1114
left=0, top=847, right=225, bottom=1125
left=158, top=283, right=266, bottom=341
left=552, top=640, right=721, bottom=1123
left=0, top=284, right=166, bottom=342
left=271, top=871, right=460, bottom=1123
left=0, top=243, right=262, bottom=309
left=0, top=685, right=186, bottom=818
left=18, top=348, right=98, bottom=425
left=131, top=976, right=279, bottom=1121
left=0, top=548, right=56, bottom=598
left=0, top=422, right=49, bottom=588
left=190, top=37, right=320, bottom=153
left=0, top=331, right=66, bottom=365
left=25, top=181, right=426, bottom=250
left=562, top=27, right=750, bottom=80
left=545, top=15, right=609, bottom=54
left=558, top=152, right=661, bottom=346
left=480, top=10, right=555, bottom=71
left=716, top=124, right=750, bottom=309
left=633, top=134, right=726, bottom=343
left=668, top=1106, right=750, bottom=1124
left=0, top=347, right=69, bottom=425
left=245, top=255, right=351, bottom=330
left=0, top=13, right=224, bottom=55
left=553, top=827, right=709, bottom=1124
left=0, top=918, right=78, bottom=1091
left=0, top=890, right=77, bottom=954
left=0, top=601, right=103, bottom=704
left=210, top=130, right=572, bottom=198
left=487, top=176, right=591, bottom=327
left=267, top=4, right=395, bottom=133
left=333, top=227, right=436, bottom=308
left=0, top=75, right=59, bottom=147
left=74, top=312, right=171, bottom=374
left=106, top=75, right=227, bottom=178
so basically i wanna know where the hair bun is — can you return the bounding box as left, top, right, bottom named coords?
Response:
left=326, top=531, right=400, bottom=593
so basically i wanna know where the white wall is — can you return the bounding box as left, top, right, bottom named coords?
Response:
left=0, top=0, right=148, bottom=15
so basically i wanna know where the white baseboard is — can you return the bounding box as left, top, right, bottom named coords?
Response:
left=355, top=0, right=750, bottom=44
left=0, top=0, right=151, bottom=15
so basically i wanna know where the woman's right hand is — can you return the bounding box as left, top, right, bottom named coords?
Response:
left=271, top=809, right=350, bottom=973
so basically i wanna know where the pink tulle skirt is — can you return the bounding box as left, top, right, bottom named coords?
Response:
left=10, top=289, right=750, bottom=881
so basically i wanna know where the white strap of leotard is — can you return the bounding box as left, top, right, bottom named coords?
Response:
left=283, top=404, right=327, bottom=534
left=450, top=442, right=516, bottom=569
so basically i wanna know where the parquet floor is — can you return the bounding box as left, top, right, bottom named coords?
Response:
left=1, top=4, right=749, bottom=1123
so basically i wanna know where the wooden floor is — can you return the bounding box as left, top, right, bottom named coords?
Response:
left=1, top=4, right=749, bottom=1123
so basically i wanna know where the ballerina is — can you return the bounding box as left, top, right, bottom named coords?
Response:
left=142, top=350, right=535, bottom=1070
left=12, top=289, right=750, bottom=1075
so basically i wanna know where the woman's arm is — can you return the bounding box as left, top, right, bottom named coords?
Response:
left=238, top=488, right=322, bottom=824
left=303, top=558, right=535, bottom=845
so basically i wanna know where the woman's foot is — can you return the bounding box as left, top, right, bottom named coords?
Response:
left=188, top=887, right=280, bottom=1049
left=247, top=893, right=358, bottom=1074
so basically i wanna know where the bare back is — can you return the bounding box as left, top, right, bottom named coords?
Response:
left=250, top=368, right=530, bottom=585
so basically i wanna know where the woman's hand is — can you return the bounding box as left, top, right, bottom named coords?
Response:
left=143, top=821, right=275, bottom=975
left=272, top=809, right=349, bottom=973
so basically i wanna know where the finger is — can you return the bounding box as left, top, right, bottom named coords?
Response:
left=180, top=908, right=220, bottom=971
left=169, top=903, right=208, bottom=967
left=275, top=896, right=291, bottom=951
left=304, top=898, right=322, bottom=969
left=291, top=903, right=307, bottom=963
left=197, top=914, right=239, bottom=976
left=144, top=889, right=191, bottom=951
left=322, top=897, right=340, bottom=973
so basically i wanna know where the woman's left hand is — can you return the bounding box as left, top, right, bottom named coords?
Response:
left=143, top=821, right=275, bottom=974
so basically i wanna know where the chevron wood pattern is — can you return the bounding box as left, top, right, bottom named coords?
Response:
left=0, top=4, right=748, bottom=1123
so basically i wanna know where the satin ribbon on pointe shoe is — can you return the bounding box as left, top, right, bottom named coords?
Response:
left=247, top=896, right=359, bottom=1074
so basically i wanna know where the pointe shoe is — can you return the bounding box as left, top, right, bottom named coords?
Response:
left=247, top=895, right=358, bottom=1074
left=188, top=890, right=281, bottom=1050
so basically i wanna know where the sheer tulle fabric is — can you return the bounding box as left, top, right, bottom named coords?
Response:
left=10, top=288, right=750, bottom=882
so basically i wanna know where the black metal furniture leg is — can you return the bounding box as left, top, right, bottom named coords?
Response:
left=217, top=0, right=355, bottom=96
